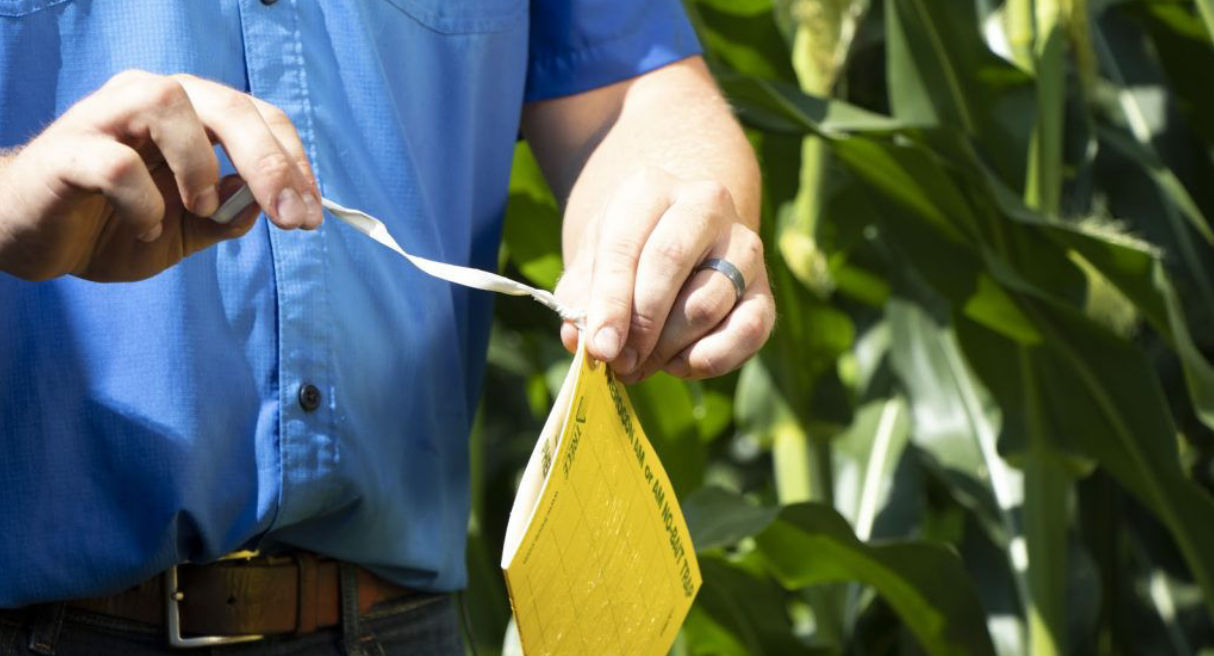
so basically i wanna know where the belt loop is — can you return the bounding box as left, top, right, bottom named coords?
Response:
left=26, top=603, right=65, bottom=656
left=339, top=562, right=365, bottom=656
left=295, top=552, right=319, bottom=635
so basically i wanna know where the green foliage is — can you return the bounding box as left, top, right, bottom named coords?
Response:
left=467, top=0, right=1214, bottom=653
left=756, top=503, right=995, bottom=656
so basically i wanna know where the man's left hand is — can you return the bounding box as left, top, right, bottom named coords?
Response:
left=555, top=166, right=774, bottom=383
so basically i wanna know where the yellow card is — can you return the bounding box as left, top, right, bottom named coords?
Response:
left=501, top=338, right=702, bottom=656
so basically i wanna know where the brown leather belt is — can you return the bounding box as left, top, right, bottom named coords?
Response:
left=66, top=552, right=413, bottom=643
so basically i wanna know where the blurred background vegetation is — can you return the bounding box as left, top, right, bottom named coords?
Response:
left=466, top=0, right=1214, bottom=653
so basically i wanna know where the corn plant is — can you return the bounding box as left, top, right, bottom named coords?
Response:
left=464, top=1, right=1214, bottom=654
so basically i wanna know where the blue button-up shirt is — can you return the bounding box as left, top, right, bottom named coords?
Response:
left=0, top=0, right=698, bottom=606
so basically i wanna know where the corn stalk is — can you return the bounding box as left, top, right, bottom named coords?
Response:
left=1018, top=2, right=1072, bottom=655
left=1005, top=0, right=1034, bottom=69
left=1025, top=0, right=1066, bottom=216
left=774, top=0, right=869, bottom=508
left=777, top=2, right=871, bottom=647
left=780, top=0, right=868, bottom=298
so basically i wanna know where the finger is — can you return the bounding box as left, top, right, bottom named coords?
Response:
left=587, top=169, right=676, bottom=366
left=179, top=174, right=263, bottom=255
left=173, top=75, right=321, bottom=230
left=83, top=71, right=221, bottom=217
left=554, top=261, right=591, bottom=355
left=560, top=322, right=580, bottom=354
left=248, top=96, right=322, bottom=224
left=665, top=278, right=775, bottom=380
left=554, top=204, right=606, bottom=356
left=64, top=136, right=165, bottom=242
left=628, top=223, right=764, bottom=382
left=247, top=96, right=316, bottom=187
left=621, top=181, right=730, bottom=375
left=135, top=79, right=221, bottom=216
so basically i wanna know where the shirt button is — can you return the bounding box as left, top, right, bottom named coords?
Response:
left=260, top=0, right=277, bottom=5
left=298, top=383, right=322, bottom=412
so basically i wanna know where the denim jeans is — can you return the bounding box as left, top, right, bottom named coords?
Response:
left=0, top=591, right=464, bottom=656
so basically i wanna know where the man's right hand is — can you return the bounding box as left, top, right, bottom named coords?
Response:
left=0, top=70, right=323, bottom=282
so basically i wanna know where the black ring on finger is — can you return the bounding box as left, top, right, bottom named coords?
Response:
left=696, top=257, right=746, bottom=305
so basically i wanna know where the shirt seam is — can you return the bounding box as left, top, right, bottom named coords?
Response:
left=525, top=22, right=701, bottom=102
left=527, top=27, right=652, bottom=71
left=288, top=0, right=340, bottom=511
left=237, top=0, right=287, bottom=547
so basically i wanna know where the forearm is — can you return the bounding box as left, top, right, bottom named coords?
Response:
left=522, top=57, right=760, bottom=261
left=522, top=56, right=773, bottom=382
left=0, top=149, right=17, bottom=268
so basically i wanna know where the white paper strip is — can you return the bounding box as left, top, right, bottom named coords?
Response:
left=210, top=185, right=583, bottom=323
left=320, top=198, right=583, bottom=324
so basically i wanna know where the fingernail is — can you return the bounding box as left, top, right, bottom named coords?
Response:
left=617, top=347, right=638, bottom=374
left=138, top=223, right=163, bottom=243
left=666, top=357, right=690, bottom=378
left=594, top=326, right=622, bottom=360
left=194, top=186, right=220, bottom=217
left=276, top=187, right=304, bottom=227
left=302, top=191, right=323, bottom=228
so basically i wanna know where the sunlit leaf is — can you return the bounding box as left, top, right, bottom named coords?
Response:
left=957, top=297, right=1214, bottom=621
left=683, top=486, right=781, bottom=550
left=502, top=143, right=563, bottom=289
left=756, top=503, right=997, bottom=656
left=685, top=555, right=826, bottom=656
left=887, top=300, right=1021, bottom=544
left=717, top=72, right=905, bottom=135
left=830, top=396, right=913, bottom=541
left=630, top=374, right=707, bottom=496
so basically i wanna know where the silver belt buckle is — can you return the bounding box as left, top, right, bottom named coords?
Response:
left=165, top=565, right=265, bottom=648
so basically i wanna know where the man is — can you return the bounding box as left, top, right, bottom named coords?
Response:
left=0, top=1, right=773, bottom=654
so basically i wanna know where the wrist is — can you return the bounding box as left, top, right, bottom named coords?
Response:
left=0, top=149, right=19, bottom=275
left=0, top=146, right=43, bottom=280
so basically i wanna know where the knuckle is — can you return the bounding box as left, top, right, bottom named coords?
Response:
left=686, top=179, right=733, bottom=209
left=143, top=77, right=189, bottom=109
left=295, top=157, right=317, bottom=187
left=684, top=289, right=731, bottom=328
left=651, top=238, right=690, bottom=269
left=628, top=311, right=661, bottom=339
left=263, top=105, right=292, bottom=127
left=737, top=310, right=772, bottom=347
left=98, top=148, right=142, bottom=185
left=108, top=69, right=152, bottom=89
left=597, top=293, right=632, bottom=317
left=737, top=226, right=764, bottom=262
left=254, top=150, right=293, bottom=184
left=602, top=238, right=643, bottom=268
left=250, top=100, right=295, bottom=135
left=217, top=89, right=255, bottom=115
left=692, top=351, right=728, bottom=378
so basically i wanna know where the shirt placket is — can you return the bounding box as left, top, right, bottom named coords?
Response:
left=237, top=0, right=337, bottom=528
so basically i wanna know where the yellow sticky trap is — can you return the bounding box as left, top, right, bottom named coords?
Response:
left=501, top=338, right=702, bottom=656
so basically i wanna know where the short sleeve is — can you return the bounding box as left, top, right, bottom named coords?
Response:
left=525, top=0, right=702, bottom=102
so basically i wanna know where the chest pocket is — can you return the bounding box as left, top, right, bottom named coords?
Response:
left=381, top=0, right=524, bottom=34
left=0, top=0, right=69, bottom=17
